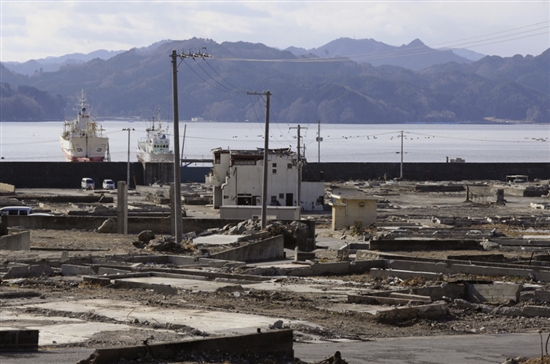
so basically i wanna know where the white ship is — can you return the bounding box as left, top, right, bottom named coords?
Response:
left=136, top=111, right=174, bottom=164
left=60, top=90, right=109, bottom=162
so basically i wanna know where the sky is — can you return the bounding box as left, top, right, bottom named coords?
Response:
left=1, top=0, right=549, bottom=63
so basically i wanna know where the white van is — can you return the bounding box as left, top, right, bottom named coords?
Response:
left=0, top=206, right=33, bottom=216
left=81, top=178, right=95, bottom=190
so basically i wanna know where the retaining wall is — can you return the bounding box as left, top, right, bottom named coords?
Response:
left=1, top=162, right=549, bottom=188
left=303, top=162, right=550, bottom=182
left=4, top=215, right=242, bottom=234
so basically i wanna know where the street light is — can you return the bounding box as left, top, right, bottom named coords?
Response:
left=122, top=128, right=134, bottom=187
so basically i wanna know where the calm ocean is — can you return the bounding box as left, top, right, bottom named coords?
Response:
left=0, top=121, right=548, bottom=163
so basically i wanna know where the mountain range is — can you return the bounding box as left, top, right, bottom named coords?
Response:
left=1, top=37, right=548, bottom=123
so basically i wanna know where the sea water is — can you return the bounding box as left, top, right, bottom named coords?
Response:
left=0, top=121, right=548, bottom=163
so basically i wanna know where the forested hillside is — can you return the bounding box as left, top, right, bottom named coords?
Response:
left=1, top=38, right=548, bottom=123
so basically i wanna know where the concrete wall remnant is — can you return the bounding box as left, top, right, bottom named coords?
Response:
left=0, top=330, right=39, bottom=352
left=219, top=206, right=300, bottom=220
left=467, top=283, right=522, bottom=303
left=210, top=235, right=284, bottom=262
left=0, top=230, right=30, bottom=250
left=79, top=329, right=294, bottom=364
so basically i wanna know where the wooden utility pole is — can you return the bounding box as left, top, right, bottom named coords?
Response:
left=400, top=130, right=404, bottom=179
left=290, top=124, right=307, bottom=215
left=316, top=120, right=322, bottom=163
left=170, top=48, right=210, bottom=242
left=122, top=128, right=134, bottom=187
left=247, top=91, right=271, bottom=230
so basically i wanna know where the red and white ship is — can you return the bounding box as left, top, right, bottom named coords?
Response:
left=60, top=90, right=109, bottom=162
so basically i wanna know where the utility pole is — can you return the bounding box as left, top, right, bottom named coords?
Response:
left=122, top=128, right=134, bottom=187
left=170, top=48, right=210, bottom=242
left=247, top=91, right=271, bottom=230
left=316, top=120, right=322, bottom=163
left=290, top=124, right=307, bottom=215
left=400, top=130, right=404, bottom=179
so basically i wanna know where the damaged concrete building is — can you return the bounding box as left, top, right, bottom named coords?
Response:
left=205, top=148, right=325, bottom=215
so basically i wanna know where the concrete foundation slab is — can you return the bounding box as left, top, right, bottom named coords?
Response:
left=22, top=299, right=309, bottom=335
left=0, top=312, right=154, bottom=347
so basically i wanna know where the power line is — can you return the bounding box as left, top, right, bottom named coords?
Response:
left=213, top=21, right=548, bottom=63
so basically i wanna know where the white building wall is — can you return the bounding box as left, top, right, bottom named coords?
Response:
left=301, top=181, right=325, bottom=212
left=207, top=149, right=325, bottom=212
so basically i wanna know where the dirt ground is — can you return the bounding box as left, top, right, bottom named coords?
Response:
left=2, top=182, right=550, bottom=363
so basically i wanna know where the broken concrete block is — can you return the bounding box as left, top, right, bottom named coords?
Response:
left=3, top=263, right=53, bottom=279
left=0, top=330, right=39, bottom=352
left=376, top=302, right=449, bottom=320
left=348, top=294, right=430, bottom=305
left=467, top=283, right=522, bottom=303
left=97, top=218, right=116, bottom=233
left=389, top=292, right=432, bottom=302
left=369, top=268, right=443, bottom=281
left=481, top=240, right=500, bottom=251
left=61, top=264, right=96, bottom=276
left=522, top=305, right=550, bottom=318
left=138, top=230, right=155, bottom=243
left=0, top=231, right=30, bottom=251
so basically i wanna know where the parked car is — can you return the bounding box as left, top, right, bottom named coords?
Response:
left=0, top=206, right=33, bottom=216
left=102, top=179, right=115, bottom=190
left=81, top=178, right=95, bottom=190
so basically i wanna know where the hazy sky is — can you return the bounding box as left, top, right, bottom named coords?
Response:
left=1, top=0, right=549, bottom=63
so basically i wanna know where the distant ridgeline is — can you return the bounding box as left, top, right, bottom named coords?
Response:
left=0, top=83, right=66, bottom=121
left=1, top=39, right=548, bottom=123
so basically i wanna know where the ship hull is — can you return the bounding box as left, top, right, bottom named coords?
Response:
left=137, top=150, right=174, bottom=164
left=61, top=136, right=109, bottom=162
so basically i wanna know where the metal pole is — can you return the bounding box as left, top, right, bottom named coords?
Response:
left=317, top=120, right=321, bottom=163
left=247, top=91, right=271, bottom=230
left=261, top=92, right=271, bottom=230
left=400, top=130, right=403, bottom=179
left=122, top=128, right=134, bottom=187
left=171, top=50, right=183, bottom=242
left=297, top=124, right=301, bottom=214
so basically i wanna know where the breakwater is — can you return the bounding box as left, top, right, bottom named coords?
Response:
left=0, top=162, right=548, bottom=188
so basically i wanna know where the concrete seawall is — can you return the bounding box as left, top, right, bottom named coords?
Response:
left=303, top=162, right=550, bottom=182
left=0, top=162, right=548, bottom=188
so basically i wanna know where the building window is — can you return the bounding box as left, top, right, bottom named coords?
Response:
left=272, top=163, right=277, bottom=167
left=279, top=193, right=284, bottom=199
left=287, top=163, right=293, bottom=169
left=272, top=169, right=277, bottom=174
left=235, top=159, right=256, bottom=165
